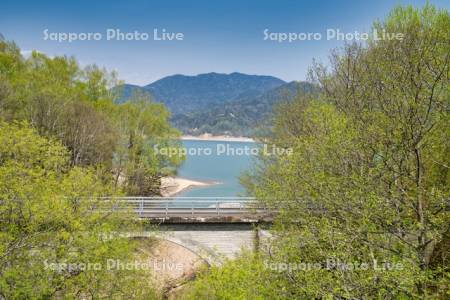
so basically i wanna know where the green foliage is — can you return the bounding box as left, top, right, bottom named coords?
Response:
left=0, top=41, right=183, bottom=195
left=0, top=34, right=182, bottom=298
left=111, top=91, right=184, bottom=195
left=186, top=252, right=286, bottom=300
left=0, top=122, right=157, bottom=299
left=191, top=3, right=450, bottom=299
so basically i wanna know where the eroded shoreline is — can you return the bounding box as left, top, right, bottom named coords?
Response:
left=160, top=176, right=221, bottom=197
left=180, top=134, right=255, bottom=143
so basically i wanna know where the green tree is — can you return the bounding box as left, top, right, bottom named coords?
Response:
left=111, top=91, right=184, bottom=195
left=0, top=121, right=157, bottom=299
left=190, top=4, right=449, bottom=299
left=0, top=40, right=183, bottom=196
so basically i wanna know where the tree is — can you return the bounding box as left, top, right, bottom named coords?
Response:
left=0, top=40, right=184, bottom=196
left=191, top=4, right=449, bottom=299
left=112, top=91, right=184, bottom=196
left=0, top=122, right=157, bottom=298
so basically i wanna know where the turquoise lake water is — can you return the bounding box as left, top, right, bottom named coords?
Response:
left=176, top=140, right=257, bottom=198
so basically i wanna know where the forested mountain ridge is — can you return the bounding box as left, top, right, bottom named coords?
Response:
left=145, top=72, right=286, bottom=114
left=113, top=74, right=318, bottom=136
left=172, top=81, right=319, bottom=136
left=114, top=72, right=286, bottom=113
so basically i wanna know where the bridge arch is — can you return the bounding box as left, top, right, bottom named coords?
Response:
left=156, top=223, right=257, bottom=265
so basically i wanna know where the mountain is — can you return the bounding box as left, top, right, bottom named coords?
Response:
left=112, top=72, right=285, bottom=112
left=112, top=73, right=317, bottom=136
left=143, top=72, right=286, bottom=114
left=171, top=81, right=319, bottom=136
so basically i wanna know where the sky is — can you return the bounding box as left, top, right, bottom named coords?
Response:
left=1, top=0, right=449, bottom=85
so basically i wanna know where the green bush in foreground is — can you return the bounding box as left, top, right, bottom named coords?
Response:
left=190, top=4, right=449, bottom=299
left=0, top=122, right=157, bottom=299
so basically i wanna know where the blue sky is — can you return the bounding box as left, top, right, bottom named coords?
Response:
left=1, top=0, right=448, bottom=85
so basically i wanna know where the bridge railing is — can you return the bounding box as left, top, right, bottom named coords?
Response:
left=98, top=197, right=268, bottom=218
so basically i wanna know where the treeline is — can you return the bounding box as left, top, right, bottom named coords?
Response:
left=188, top=4, right=449, bottom=299
left=0, top=38, right=181, bottom=298
left=0, top=40, right=183, bottom=195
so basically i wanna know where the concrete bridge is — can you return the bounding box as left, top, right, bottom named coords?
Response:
left=112, top=197, right=274, bottom=264
left=114, top=197, right=272, bottom=221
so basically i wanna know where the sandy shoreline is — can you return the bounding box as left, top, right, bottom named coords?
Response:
left=181, top=134, right=254, bottom=143
left=160, top=176, right=220, bottom=197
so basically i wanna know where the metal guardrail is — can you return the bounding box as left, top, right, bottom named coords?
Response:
left=102, top=197, right=268, bottom=218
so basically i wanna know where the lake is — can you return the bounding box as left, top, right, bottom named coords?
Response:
left=176, top=140, right=257, bottom=198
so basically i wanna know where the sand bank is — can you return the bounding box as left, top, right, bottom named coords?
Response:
left=180, top=133, right=254, bottom=143
left=161, top=176, right=219, bottom=197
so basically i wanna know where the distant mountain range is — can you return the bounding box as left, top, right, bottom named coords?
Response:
left=115, top=72, right=285, bottom=113
left=113, top=72, right=318, bottom=136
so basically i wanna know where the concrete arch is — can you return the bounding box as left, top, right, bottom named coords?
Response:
left=128, top=223, right=271, bottom=265
left=157, top=231, right=254, bottom=265
left=158, top=237, right=214, bottom=266
left=156, top=223, right=257, bottom=265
